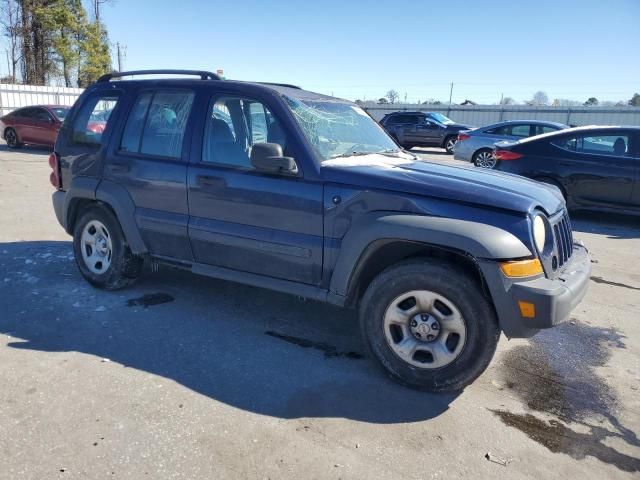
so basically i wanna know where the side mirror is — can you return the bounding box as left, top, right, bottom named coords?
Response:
left=250, top=143, right=298, bottom=175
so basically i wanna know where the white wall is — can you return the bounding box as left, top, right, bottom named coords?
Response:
left=364, top=104, right=640, bottom=127
left=0, top=83, right=83, bottom=117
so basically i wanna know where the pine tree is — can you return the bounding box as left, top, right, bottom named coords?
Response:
left=78, top=19, right=111, bottom=87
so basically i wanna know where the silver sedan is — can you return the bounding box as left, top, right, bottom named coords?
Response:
left=453, top=120, right=568, bottom=168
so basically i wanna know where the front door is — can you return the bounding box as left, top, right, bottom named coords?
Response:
left=187, top=94, right=324, bottom=285
left=553, top=130, right=636, bottom=207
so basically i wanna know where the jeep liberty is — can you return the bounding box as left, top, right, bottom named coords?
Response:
left=49, top=70, right=591, bottom=392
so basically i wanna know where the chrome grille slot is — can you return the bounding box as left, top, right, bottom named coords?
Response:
left=552, top=211, right=574, bottom=268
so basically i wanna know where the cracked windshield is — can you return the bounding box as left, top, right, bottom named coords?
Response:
left=286, top=97, right=402, bottom=161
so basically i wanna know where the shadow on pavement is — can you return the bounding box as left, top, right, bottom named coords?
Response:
left=0, top=142, right=51, bottom=155
left=570, top=211, right=640, bottom=239
left=0, top=240, right=458, bottom=424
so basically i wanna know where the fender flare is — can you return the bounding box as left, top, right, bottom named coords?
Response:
left=60, top=177, right=147, bottom=254
left=95, top=179, right=148, bottom=254
left=329, top=212, right=532, bottom=297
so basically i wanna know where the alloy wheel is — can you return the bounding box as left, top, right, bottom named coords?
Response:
left=5, top=129, right=17, bottom=147
left=474, top=151, right=496, bottom=168
left=383, top=290, right=467, bottom=369
left=80, top=220, right=113, bottom=274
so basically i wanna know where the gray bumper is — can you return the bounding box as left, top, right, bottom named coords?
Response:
left=52, top=191, right=66, bottom=230
left=480, top=244, right=591, bottom=338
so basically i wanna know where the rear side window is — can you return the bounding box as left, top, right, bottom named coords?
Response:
left=552, top=133, right=632, bottom=157
left=534, top=125, right=559, bottom=135
left=509, top=124, right=530, bottom=137
left=485, top=125, right=509, bottom=135
left=120, top=90, right=194, bottom=159
left=70, top=93, right=120, bottom=146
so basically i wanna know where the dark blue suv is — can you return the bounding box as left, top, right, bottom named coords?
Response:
left=50, top=70, right=591, bottom=392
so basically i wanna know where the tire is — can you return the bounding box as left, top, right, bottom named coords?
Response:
left=472, top=148, right=496, bottom=168
left=444, top=136, right=457, bottom=154
left=4, top=128, right=23, bottom=149
left=73, top=205, right=143, bottom=290
left=359, top=259, right=500, bottom=392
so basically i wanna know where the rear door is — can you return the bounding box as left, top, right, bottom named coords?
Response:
left=550, top=130, right=636, bottom=207
left=105, top=88, right=196, bottom=260
left=187, top=92, right=324, bottom=285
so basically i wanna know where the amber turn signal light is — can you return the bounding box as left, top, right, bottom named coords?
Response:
left=499, top=259, right=543, bottom=278
left=518, top=301, right=536, bottom=318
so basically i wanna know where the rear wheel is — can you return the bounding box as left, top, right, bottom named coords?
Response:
left=5, top=128, right=22, bottom=149
left=472, top=148, right=496, bottom=168
left=359, top=259, right=500, bottom=392
left=444, top=136, right=457, bottom=154
left=73, top=205, right=143, bottom=290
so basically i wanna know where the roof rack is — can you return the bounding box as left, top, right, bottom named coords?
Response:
left=254, top=81, right=301, bottom=90
left=97, top=69, right=221, bottom=82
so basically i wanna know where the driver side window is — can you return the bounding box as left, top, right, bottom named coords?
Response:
left=202, top=96, right=287, bottom=168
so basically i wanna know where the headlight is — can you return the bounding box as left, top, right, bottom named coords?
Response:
left=533, top=215, right=546, bottom=252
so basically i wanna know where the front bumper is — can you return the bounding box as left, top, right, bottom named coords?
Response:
left=479, top=243, right=591, bottom=338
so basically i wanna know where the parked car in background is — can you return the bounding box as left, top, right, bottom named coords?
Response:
left=455, top=120, right=568, bottom=168
left=0, top=105, right=70, bottom=149
left=379, top=111, right=472, bottom=153
left=493, top=126, right=640, bottom=214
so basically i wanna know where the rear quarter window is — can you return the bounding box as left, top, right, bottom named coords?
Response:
left=70, top=93, right=120, bottom=146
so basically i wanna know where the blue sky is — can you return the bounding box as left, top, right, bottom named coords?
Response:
left=98, top=0, right=639, bottom=104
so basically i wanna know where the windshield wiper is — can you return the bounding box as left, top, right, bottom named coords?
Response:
left=329, top=151, right=373, bottom=159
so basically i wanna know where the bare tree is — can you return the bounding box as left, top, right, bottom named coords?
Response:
left=0, top=0, right=21, bottom=82
left=90, top=0, right=113, bottom=22
left=499, top=96, right=515, bottom=105
left=530, top=91, right=549, bottom=106
left=386, top=89, right=399, bottom=104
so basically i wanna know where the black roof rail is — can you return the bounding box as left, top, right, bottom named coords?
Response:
left=97, top=69, right=221, bottom=82
left=245, top=81, right=302, bottom=90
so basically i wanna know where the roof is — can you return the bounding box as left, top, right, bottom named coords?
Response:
left=479, top=119, right=569, bottom=129
left=516, top=124, right=640, bottom=144
left=95, top=69, right=352, bottom=104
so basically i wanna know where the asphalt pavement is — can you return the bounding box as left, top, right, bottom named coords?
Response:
left=1, top=142, right=639, bottom=479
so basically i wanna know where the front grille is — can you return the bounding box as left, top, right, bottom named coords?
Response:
left=551, top=211, right=574, bottom=268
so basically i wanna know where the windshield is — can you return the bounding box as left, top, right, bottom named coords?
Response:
left=285, top=97, right=399, bottom=161
left=51, top=107, right=70, bottom=120
left=428, top=112, right=454, bottom=125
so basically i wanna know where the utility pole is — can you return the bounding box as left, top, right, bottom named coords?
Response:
left=116, top=42, right=123, bottom=72
left=448, top=82, right=454, bottom=105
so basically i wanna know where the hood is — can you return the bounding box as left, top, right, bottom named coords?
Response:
left=321, top=154, right=564, bottom=215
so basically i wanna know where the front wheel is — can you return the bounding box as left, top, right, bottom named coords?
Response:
left=444, top=136, right=457, bottom=154
left=73, top=205, right=143, bottom=290
left=359, top=260, right=500, bottom=392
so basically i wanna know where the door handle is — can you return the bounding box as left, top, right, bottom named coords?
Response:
left=108, top=162, right=130, bottom=173
left=196, top=175, right=223, bottom=188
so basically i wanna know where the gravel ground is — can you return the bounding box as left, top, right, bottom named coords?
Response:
left=0, top=141, right=639, bottom=479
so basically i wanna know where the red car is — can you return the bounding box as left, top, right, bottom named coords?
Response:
left=0, top=105, right=70, bottom=149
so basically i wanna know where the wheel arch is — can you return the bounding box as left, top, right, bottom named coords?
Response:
left=329, top=212, right=532, bottom=305
left=64, top=177, right=148, bottom=254
left=344, top=239, right=488, bottom=307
